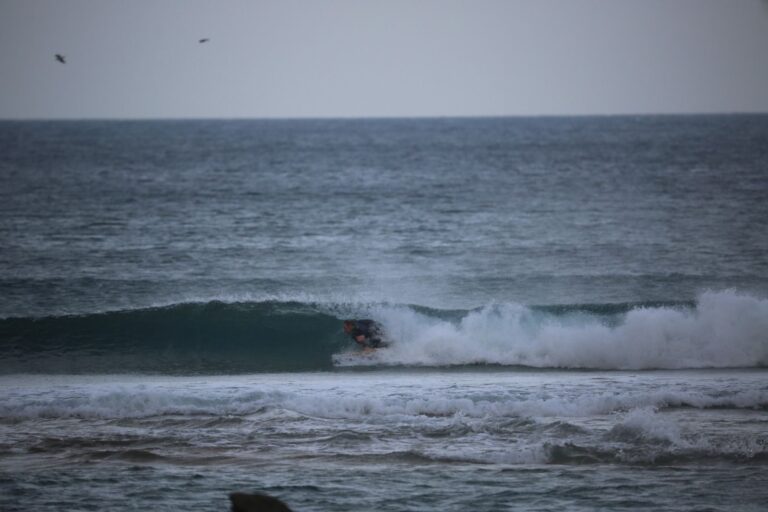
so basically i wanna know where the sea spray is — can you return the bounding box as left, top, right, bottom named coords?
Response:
left=367, top=290, right=768, bottom=369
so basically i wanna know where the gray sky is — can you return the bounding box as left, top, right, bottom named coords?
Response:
left=1, top=0, right=768, bottom=119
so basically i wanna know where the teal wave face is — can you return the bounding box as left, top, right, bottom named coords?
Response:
left=0, top=301, right=345, bottom=374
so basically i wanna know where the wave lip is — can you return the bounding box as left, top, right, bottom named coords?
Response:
left=0, top=290, right=766, bottom=373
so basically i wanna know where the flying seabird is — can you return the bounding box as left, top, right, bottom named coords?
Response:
left=198, top=38, right=209, bottom=43
left=55, top=54, right=66, bottom=64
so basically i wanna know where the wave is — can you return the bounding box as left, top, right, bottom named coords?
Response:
left=0, top=290, right=766, bottom=373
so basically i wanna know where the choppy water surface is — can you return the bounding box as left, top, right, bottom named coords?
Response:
left=1, top=116, right=767, bottom=510
left=1, top=116, right=767, bottom=317
left=1, top=370, right=767, bottom=511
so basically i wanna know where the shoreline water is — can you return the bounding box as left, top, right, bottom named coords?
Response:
left=2, top=369, right=767, bottom=511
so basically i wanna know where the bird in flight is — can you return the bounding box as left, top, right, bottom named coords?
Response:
left=55, top=54, right=66, bottom=64
left=198, top=38, right=209, bottom=43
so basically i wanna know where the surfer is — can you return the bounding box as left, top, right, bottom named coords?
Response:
left=343, top=319, right=387, bottom=350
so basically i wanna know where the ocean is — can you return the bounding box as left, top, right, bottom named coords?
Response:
left=0, top=116, right=767, bottom=511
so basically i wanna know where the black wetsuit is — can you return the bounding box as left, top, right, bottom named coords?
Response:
left=348, top=320, right=385, bottom=348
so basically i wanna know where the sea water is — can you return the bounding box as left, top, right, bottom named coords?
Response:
left=0, top=116, right=767, bottom=511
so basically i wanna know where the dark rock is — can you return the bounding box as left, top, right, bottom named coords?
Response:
left=229, top=492, right=293, bottom=512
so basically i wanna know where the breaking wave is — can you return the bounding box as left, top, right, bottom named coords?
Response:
left=0, top=290, right=766, bottom=373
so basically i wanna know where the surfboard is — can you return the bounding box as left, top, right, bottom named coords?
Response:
left=332, top=349, right=381, bottom=366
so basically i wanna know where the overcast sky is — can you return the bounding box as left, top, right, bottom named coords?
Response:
left=1, top=0, right=767, bottom=119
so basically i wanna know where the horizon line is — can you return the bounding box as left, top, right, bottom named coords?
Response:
left=2, top=110, right=767, bottom=122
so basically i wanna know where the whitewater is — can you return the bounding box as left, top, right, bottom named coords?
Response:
left=347, top=289, right=768, bottom=370
left=1, top=116, right=767, bottom=511
left=2, top=370, right=767, bottom=511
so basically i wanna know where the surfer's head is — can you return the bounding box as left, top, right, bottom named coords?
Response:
left=343, top=320, right=355, bottom=333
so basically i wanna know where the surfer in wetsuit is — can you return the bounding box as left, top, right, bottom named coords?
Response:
left=343, top=319, right=386, bottom=350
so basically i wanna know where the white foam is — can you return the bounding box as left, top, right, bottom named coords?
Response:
left=613, top=407, right=688, bottom=445
left=2, top=382, right=764, bottom=421
left=353, top=290, right=768, bottom=369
